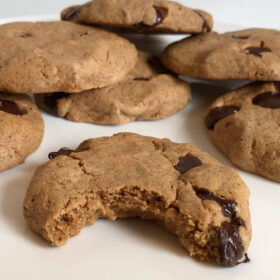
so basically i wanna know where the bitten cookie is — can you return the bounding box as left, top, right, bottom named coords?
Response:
left=0, top=93, right=44, bottom=171
left=0, top=21, right=137, bottom=94
left=23, top=133, right=251, bottom=267
left=161, top=28, right=280, bottom=80
left=35, top=52, right=191, bottom=124
left=61, top=0, right=213, bottom=34
left=205, top=82, right=280, bottom=182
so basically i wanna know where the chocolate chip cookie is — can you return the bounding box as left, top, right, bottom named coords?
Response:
left=61, top=0, right=213, bottom=34
left=35, top=52, right=190, bottom=124
left=161, top=28, right=280, bottom=80
left=0, top=93, right=44, bottom=171
left=0, top=21, right=137, bottom=94
left=23, top=132, right=251, bottom=266
left=205, top=82, right=280, bottom=182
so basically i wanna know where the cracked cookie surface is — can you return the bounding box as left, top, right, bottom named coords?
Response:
left=23, top=133, right=251, bottom=266
left=205, top=82, right=280, bottom=182
left=61, top=0, right=213, bottom=34
left=0, top=21, right=137, bottom=93
left=0, top=93, right=44, bottom=171
left=35, top=52, right=190, bottom=124
left=161, top=28, right=280, bottom=80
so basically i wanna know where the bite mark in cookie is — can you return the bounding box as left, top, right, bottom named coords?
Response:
left=23, top=133, right=251, bottom=266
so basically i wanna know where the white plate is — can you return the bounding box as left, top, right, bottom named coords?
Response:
left=0, top=15, right=279, bottom=280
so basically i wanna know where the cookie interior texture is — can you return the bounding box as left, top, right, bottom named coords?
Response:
left=23, top=133, right=251, bottom=266
left=35, top=52, right=191, bottom=124
left=204, top=82, right=280, bottom=182
left=61, top=0, right=213, bottom=34
left=0, top=93, right=44, bottom=171
left=0, top=21, right=137, bottom=93
left=161, top=28, right=280, bottom=80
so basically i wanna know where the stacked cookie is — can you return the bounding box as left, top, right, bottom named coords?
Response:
left=162, top=28, right=280, bottom=182
left=0, top=0, right=256, bottom=268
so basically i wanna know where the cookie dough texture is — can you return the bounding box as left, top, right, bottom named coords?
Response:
left=205, top=82, right=280, bottom=182
left=162, top=28, right=280, bottom=80
left=61, top=0, right=213, bottom=34
left=23, top=133, right=251, bottom=266
left=0, top=21, right=137, bottom=94
left=0, top=93, right=44, bottom=171
left=35, top=52, right=190, bottom=124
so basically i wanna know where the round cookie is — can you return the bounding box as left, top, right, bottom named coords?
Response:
left=0, top=93, right=44, bottom=171
left=23, top=132, right=251, bottom=267
left=161, top=28, right=280, bottom=80
left=205, top=82, right=280, bottom=182
left=35, top=52, right=191, bottom=124
left=61, top=0, right=213, bottom=34
left=0, top=21, right=137, bottom=94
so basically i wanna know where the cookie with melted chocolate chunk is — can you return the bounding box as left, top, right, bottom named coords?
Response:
left=205, top=82, right=280, bottom=182
left=61, top=0, right=213, bottom=34
left=23, top=132, right=251, bottom=266
left=35, top=52, right=190, bottom=125
left=162, top=28, right=280, bottom=80
left=0, top=21, right=137, bottom=93
left=0, top=93, right=44, bottom=171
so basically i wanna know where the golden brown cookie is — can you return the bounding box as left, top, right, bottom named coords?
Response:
left=23, top=133, right=251, bottom=266
left=161, top=28, right=280, bottom=80
left=205, top=82, right=280, bottom=182
left=61, top=0, right=213, bottom=34
left=0, top=21, right=137, bottom=93
left=35, top=52, right=191, bottom=124
left=0, top=93, right=44, bottom=171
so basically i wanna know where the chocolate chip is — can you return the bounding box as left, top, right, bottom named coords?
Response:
left=174, top=156, right=202, bottom=175
left=43, top=93, right=69, bottom=115
left=244, top=46, right=271, bottom=58
left=48, top=147, right=89, bottom=159
left=218, top=221, right=244, bottom=266
left=135, top=6, right=167, bottom=31
left=232, top=35, right=250, bottom=40
left=63, top=7, right=81, bottom=21
left=133, top=77, right=151, bottom=81
left=205, top=106, right=240, bottom=130
left=194, top=188, right=247, bottom=266
left=153, top=6, right=168, bottom=26
left=0, top=99, right=25, bottom=116
left=194, top=10, right=211, bottom=32
left=194, top=188, right=236, bottom=218
left=252, top=91, right=280, bottom=109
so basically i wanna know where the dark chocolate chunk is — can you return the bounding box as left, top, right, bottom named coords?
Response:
left=135, top=6, right=167, bottom=31
left=194, top=10, right=211, bottom=32
left=174, top=156, right=202, bottom=175
left=134, top=77, right=151, bottom=81
left=252, top=91, right=280, bottom=109
left=194, top=188, right=236, bottom=219
left=244, top=46, right=271, bottom=58
left=205, top=106, right=240, bottom=130
left=194, top=187, right=247, bottom=266
left=218, top=221, right=244, bottom=266
left=63, top=7, right=81, bottom=21
left=232, top=35, right=250, bottom=40
left=0, top=99, right=25, bottom=116
left=43, top=93, right=69, bottom=115
left=153, top=6, right=168, bottom=26
left=48, top=147, right=89, bottom=159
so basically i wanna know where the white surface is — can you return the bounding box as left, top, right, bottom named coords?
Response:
left=0, top=0, right=280, bottom=29
left=0, top=13, right=280, bottom=280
